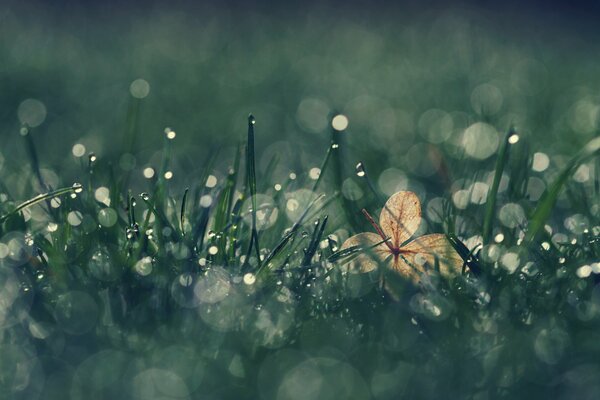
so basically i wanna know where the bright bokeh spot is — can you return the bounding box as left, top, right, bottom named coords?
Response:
left=462, top=122, right=499, bottom=159
left=331, top=114, right=349, bottom=131
left=72, top=143, right=86, bottom=157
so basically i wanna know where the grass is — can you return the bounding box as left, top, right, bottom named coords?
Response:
left=1, top=109, right=600, bottom=400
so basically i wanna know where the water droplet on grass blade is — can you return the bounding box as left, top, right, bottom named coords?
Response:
left=355, top=162, right=365, bottom=177
left=72, top=183, right=83, bottom=193
left=164, top=127, right=176, bottom=139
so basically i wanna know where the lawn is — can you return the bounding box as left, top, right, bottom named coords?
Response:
left=1, top=1, right=600, bottom=399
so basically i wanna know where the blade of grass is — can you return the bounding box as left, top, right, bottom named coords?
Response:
left=21, top=126, right=46, bottom=191
left=211, top=145, right=241, bottom=264
left=0, top=184, right=83, bottom=223
left=261, top=193, right=326, bottom=270
left=446, top=233, right=481, bottom=276
left=244, top=114, right=261, bottom=269
left=482, top=127, right=515, bottom=243
left=302, top=216, right=328, bottom=266
left=523, top=136, right=600, bottom=244
left=180, top=187, right=189, bottom=236
left=311, top=141, right=334, bottom=192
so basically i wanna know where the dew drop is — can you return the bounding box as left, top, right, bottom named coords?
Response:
left=72, top=183, right=84, bottom=193
left=355, top=162, right=366, bottom=177
left=164, top=127, right=176, bottom=139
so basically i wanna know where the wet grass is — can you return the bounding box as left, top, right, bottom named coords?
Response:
left=1, top=109, right=600, bottom=400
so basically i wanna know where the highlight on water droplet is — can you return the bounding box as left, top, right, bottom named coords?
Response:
left=72, top=183, right=84, bottom=193
left=164, top=127, right=176, bottom=140
left=508, top=133, right=520, bottom=144
left=355, top=162, right=366, bottom=177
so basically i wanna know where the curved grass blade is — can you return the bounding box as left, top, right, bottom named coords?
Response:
left=523, top=136, right=600, bottom=244
left=0, top=184, right=83, bottom=224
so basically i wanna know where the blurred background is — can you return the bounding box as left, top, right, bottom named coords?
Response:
left=2, top=0, right=600, bottom=198
left=3, top=2, right=600, bottom=400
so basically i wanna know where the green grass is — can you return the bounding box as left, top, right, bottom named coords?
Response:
left=1, top=110, right=600, bottom=400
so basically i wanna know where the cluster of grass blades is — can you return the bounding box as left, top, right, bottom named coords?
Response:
left=1, top=111, right=600, bottom=400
